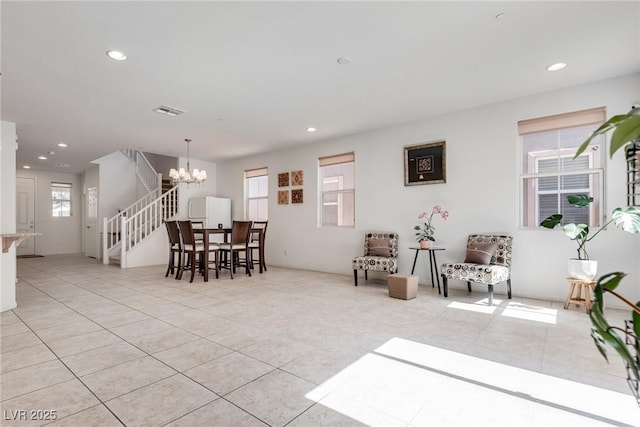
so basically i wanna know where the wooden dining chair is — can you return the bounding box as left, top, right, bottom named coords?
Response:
left=164, top=220, right=182, bottom=277
left=218, top=220, right=253, bottom=279
left=177, top=220, right=220, bottom=282
left=248, top=221, right=268, bottom=273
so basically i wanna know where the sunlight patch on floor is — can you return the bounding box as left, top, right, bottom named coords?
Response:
left=306, top=337, right=638, bottom=426
left=447, top=300, right=498, bottom=314
left=501, top=302, right=557, bottom=324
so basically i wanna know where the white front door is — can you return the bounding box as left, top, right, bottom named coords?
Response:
left=85, top=186, right=98, bottom=258
left=16, top=177, right=36, bottom=256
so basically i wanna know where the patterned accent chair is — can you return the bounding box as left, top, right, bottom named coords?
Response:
left=352, top=232, right=398, bottom=286
left=440, top=234, right=513, bottom=306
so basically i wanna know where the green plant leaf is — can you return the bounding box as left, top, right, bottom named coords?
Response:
left=590, top=326, right=609, bottom=362
left=567, top=194, right=593, bottom=207
left=563, top=223, right=588, bottom=240
left=413, top=226, right=421, bottom=231
left=612, top=206, right=640, bottom=234
left=597, top=271, right=626, bottom=292
left=633, top=304, right=640, bottom=337
left=593, top=282, right=605, bottom=307
left=575, top=114, right=628, bottom=158
left=540, top=214, right=562, bottom=229
left=610, top=115, right=640, bottom=157
left=591, top=317, right=638, bottom=380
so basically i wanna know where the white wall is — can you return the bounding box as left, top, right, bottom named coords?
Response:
left=1, top=121, right=17, bottom=312
left=93, top=151, right=138, bottom=220
left=217, top=73, right=640, bottom=307
left=143, top=152, right=178, bottom=179
left=175, top=157, right=219, bottom=219
left=15, top=169, right=83, bottom=255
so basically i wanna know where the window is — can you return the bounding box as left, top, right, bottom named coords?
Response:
left=245, top=167, right=268, bottom=221
left=519, top=108, right=605, bottom=228
left=51, top=182, right=72, bottom=217
left=319, top=152, right=355, bottom=227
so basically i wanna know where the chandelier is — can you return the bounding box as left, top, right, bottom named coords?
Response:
left=169, top=138, right=207, bottom=185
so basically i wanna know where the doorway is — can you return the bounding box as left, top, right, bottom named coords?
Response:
left=16, top=177, right=36, bottom=256
left=85, top=186, right=98, bottom=258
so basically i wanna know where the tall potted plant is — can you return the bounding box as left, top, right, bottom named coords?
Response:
left=574, top=106, right=640, bottom=404
left=540, top=195, right=640, bottom=280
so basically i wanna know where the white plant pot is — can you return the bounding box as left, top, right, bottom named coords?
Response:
left=568, top=259, right=598, bottom=281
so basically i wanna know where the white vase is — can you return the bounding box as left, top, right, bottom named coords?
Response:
left=568, top=259, right=597, bottom=281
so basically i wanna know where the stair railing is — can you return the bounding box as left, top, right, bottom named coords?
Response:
left=135, top=151, right=161, bottom=193
left=119, top=185, right=180, bottom=267
left=102, top=188, right=160, bottom=264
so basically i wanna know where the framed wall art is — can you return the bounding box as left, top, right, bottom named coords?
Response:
left=278, top=172, right=290, bottom=187
left=291, top=170, right=304, bottom=186
left=291, top=189, right=303, bottom=204
left=278, top=190, right=289, bottom=204
left=404, top=140, right=446, bottom=186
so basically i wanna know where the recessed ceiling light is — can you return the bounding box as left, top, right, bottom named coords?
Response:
left=306, top=127, right=317, bottom=132
left=337, top=57, right=351, bottom=65
left=57, top=143, right=68, bottom=148
left=23, top=165, right=31, bottom=169
left=38, top=156, right=47, bottom=160
left=106, top=50, right=127, bottom=61
left=546, top=62, right=567, bottom=71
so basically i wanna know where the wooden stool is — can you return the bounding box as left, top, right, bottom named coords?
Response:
left=563, top=278, right=596, bottom=313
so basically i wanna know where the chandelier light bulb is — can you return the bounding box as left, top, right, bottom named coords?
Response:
left=168, top=138, right=207, bottom=185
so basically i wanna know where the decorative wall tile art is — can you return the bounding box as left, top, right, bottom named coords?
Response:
left=291, top=170, right=304, bottom=186
left=278, top=190, right=289, bottom=204
left=292, top=189, right=303, bottom=204
left=278, top=172, right=290, bottom=187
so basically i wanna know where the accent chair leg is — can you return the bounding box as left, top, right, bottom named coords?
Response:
left=488, top=284, right=494, bottom=306
left=467, top=281, right=472, bottom=292
left=354, top=270, right=358, bottom=286
left=442, top=275, right=448, bottom=297
left=364, top=270, right=368, bottom=281
left=507, top=279, right=512, bottom=299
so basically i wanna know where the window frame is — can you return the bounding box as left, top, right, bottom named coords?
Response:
left=51, top=182, right=72, bottom=217
left=518, top=107, right=606, bottom=229
left=318, top=152, right=355, bottom=228
left=244, top=167, right=268, bottom=221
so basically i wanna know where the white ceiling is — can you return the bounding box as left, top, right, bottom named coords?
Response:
left=2, top=1, right=639, bottom=174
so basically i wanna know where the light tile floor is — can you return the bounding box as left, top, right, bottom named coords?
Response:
left=1, top=254, right=638, bottom=426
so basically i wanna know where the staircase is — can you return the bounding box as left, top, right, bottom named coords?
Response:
left=103, top=150, right=179, bottom=267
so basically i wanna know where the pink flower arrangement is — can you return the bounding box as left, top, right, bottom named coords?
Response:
left=414, top=205, right=449, bottom=242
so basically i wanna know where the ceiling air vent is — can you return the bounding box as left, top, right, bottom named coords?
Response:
left=153, top=105, right=185, bottom=117
left=55, top=163, right=70, bottom=168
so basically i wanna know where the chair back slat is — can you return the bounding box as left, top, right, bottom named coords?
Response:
left=178, top=220, right=197, bottom=246
left=165, top=221, right=181, bottom=246
left=251, top=221, right=268, bottom=243
left=467, top=234, right=513, bottom=267
left=231, top=221, right=253, bottom=245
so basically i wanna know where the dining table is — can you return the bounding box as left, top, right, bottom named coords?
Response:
left=193, top=227, right=265, bottom=282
